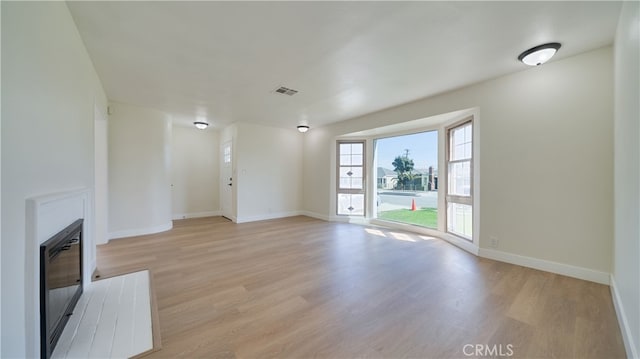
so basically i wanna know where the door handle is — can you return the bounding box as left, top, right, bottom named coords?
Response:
left=228, top=183, right=232, bottom=186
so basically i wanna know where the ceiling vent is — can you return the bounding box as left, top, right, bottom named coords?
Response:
left=274, top=86, right=298, bottom=96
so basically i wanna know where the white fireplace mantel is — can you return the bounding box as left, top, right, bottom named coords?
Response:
left=25, top=188, right=95, bottom=359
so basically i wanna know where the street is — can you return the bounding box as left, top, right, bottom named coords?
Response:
left=377, top=191, right=438, bottom=211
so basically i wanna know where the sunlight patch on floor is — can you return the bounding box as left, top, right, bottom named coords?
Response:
left=419, top=235, right=437, bottom=241
left=365, top=228, right=387, bottom=237
left=390, top=232, right=416, bottom=242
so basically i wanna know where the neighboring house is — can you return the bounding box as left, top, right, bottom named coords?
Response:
left=415, top=166, right=438, bottom=191
left=379, top=166, right=438, bottom=191
left=377, top=167, right=397, bottom=189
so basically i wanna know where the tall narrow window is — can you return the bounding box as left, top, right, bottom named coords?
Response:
left=446, top=119, right=473, bottom=239
left=337, top=141, right=365, bottom=216
left=223, top=143, right=231, bottom=164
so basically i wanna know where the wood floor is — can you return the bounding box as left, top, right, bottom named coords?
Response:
left=95, top=216, right=626, bottom=358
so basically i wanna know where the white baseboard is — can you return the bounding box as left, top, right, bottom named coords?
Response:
left=108, top=221, right=173, bottom=240
left=300, top=210, right=330, bottom=222
left=328, top=215, right=351, bottom=223
left=479, top=248, right=610, bottom=285
left=329, top=215, right=370, bottom=225
left=235, top=211, right=302, bottom=224
left=321, top=216, right=608, bottom=285
left=438, top=232, right=480, bottom=256
left=172, top=210, right=222, bottom=220
left=610, top=275, right=639, bottom=359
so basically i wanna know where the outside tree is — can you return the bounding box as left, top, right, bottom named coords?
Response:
left=392, top=149, right=415, bottom=190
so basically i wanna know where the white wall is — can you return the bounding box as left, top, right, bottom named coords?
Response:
left=1, top=2, right=3, bottom=354
left=235, top=122, right=303, bottom=222
left=304, top=47, right=614, bottom=278
left=171, top=126, right=220, bottom=219
left=612, top=2, right=640, bottom=358
left=108, top=102, right=172, bottom=239
left=1, top=2, right=3, bottom=353
left=1, top=2, right=107, bottom=357
left=94, top=106, right=109, bottom=244
left=302, top=126, right=333, bottom=221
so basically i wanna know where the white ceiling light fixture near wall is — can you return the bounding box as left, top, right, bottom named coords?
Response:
left=194, top=121, right=209, bottom=130
left=518, top=42, right=562, bottom=66
left=297, top=125, right=309, bottom=133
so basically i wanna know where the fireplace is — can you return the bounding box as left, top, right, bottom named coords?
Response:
left=39, top=219, right=83, bottom=359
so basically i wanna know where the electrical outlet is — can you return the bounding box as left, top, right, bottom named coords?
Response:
left=489, top=236, right=499, bottom=248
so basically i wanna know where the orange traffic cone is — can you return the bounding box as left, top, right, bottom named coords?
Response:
left=411, top=199, right=417, bottom=211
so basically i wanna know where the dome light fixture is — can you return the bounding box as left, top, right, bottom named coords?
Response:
left=194, top=121, right=209, bottom=130
left=518, top=42, right=561, bottom=66
left=297, top=125, right=310, bottom=133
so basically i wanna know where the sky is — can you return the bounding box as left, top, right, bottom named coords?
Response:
left=375, top=130, right=438, bottom=171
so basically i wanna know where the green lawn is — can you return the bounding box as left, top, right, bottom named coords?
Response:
left=377, top=208, right=438, bottom=228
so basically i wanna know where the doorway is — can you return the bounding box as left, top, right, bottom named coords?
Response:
left=221, top=141, right=233, bottom=220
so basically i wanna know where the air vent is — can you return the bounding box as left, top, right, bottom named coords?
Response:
left=274, top=86, right=298, bottom=96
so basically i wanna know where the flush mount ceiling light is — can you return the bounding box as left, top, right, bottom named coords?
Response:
left=297, top=125, right=309, bottom=133
left=194, top=121, right=209, bottom=130
left=518, top=42, right=561, bottom=66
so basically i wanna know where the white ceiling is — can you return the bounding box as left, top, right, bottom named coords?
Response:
left=67, top=1, right=621, bottom=130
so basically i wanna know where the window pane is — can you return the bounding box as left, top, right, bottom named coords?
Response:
left=448, top=161, right=471, bottom=196
left=447, top=203, right=472, bottom=238
left=223, top=145, right=232, bottom=164
left=446, top=120, right=473, bottom=240
left=374, top=131, right=439, bottom=228
left=454, top=128, right=464, bottom=146
left=339, top=177, right=363, bottom=190
left=340, top=143, right=351, bottom=155
left=351, top=143, right=363, bottom=155
left=338, top=194, right=364, bottom=215
left=340, top=165, right=363, bottom=187
left=337, top=141, right=365, bottom=216
left=450, top=123, right=472, bottom=161
left=339, top=167, right=362, bottom=178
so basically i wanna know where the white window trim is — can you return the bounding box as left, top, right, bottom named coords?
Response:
left=336, top=140, right=366, bottom=217
left=445, top=117, right=474, bottom=241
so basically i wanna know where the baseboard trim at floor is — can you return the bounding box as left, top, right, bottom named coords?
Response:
left=300, top=211, right=331, bottom=222
left=610, top=275, right=639, bottom=359
left=108, top=222, right=173, bottom=240
left=172, top=211, right=222, bottom=220
left=235, top=211, right=301, bottom=223
left=479, top=248, right=610, bottom=285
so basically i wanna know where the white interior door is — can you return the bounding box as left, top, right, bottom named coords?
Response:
left=221, top=141, right=233, bottom=220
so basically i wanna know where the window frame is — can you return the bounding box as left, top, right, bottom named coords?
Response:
left=336, top=140, right=366, bottom=217
left=223, top=143, right=232, bottom=165
left=445, top=117, right=474, bottom=240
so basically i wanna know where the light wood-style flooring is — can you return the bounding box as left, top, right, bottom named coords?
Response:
left=95, top=216, right=626, bottom=358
